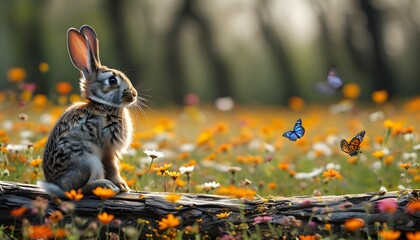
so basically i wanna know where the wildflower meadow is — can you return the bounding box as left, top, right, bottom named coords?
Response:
left=1, top=66, right=420, bottom=239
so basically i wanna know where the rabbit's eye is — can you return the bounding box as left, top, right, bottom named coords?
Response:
left=108, top=76, right=118, bottom=85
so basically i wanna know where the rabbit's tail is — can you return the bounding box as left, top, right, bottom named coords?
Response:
left=37, top=181, right=66, bottom=198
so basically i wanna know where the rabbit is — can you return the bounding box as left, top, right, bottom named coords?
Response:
left=38, top=25, right=138, bottom=197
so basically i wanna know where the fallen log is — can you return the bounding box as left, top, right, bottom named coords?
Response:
left=0, top=180, right=419, bottom=239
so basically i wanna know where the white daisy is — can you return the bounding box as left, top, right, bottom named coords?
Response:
left=143, top=149, right=165, bottom=159
left=179, top=166, right=195, bottom=174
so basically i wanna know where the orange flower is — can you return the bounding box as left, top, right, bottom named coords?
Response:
left=27, top=225, right=53, bottom=239
left=384, top=156, right=394, bottom=165
left=342, top=83, right=361, bottom=99
left=92, top=187, right=117, bottom=199
left=29, top=158, right=42, bottom=167
left=55, top=81, right=73, bottom=95
left=324, top=223, right=331, bottom=231
left=10, top=207, right=27, bottom=217
left=196, top=130, right=213, bottom=147
left=383, top=119, right=395, bottom=129
left=165, top=193, right=181, bottom=203
left=32, top=94, right=48, bottom=108
left=97, top=212, right=114, bottom=225
left=214, top=122, right=228, bottom=134
left=216, top=212, right=231, bottom=219
left=278, top=162, right=290, bottom=170
left=288, top=96, right=305, bottom=111
left=65, top=189, right=84, bottom=201
left=54, top=228, right=67, bottom=238
left=288, top=169, right=297, bottom=177
left=344, top=218, right=364, bottom=232
left=166, top=171, right=182, bottom=181
left=298, top=235, right=316, bottom=240
left=178, top=152, right=190, bottom=160
left=153, top=163, right=172, bottom=175
left=322, top=169, right=342, bottom=180
left=217, top=143, right=232, bottom=153
left=120, top=162, right=136, bottom=171
left=371, top=90, right=388, bottom=104
left=400, top=163, right=412, bottom=170
left=158, top=214, right=180, bottom=230
left=39, top=63, right=50, bottom=73
left=406, top=201, right=420, bottom=214
left=405, top=97, right=420, bottom=113
left=268, top=182, right=277, bottom=190
left=372, top=150, right=385, bottom=159
left=7, top=67, right=26, bottom=82
left=406, top=232, right=420, bottom=240
left=379, top=230, right=401, bottom=240
left=48, top=210, right=64, bottom=224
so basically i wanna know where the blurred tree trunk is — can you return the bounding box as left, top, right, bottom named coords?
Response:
left=165, top=0, right=232, bottom=104
left=344, top=18, right=370, bottom=73
left=6, top=0, right=48, bottom=94
left=104, top=0, right=142, bottom=84
left=165, top=2, right=187, bottom=104
left=256, top=0, right=298, bottom=104
left=310, top=1, right=335, bottom=66
left=190, top=2, right=232, bottom=100
left=359, top=0, right=394, bottom=96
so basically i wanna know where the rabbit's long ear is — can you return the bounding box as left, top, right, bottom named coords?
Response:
left=67, top=28, right=93, bottom=75
left=80, top=25, right=101, bottom=65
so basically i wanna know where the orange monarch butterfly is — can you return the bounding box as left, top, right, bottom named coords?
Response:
left=340, top=130, right=365, bottom=157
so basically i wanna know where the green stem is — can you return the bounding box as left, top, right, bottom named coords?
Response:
left=146, top=157, right=155, bottom=174
left=172, top=180, right=176, bottom=192
left=164, top=175, right=167, bottom=192
left=96, top=225, right=102, bottom=240
left=186, top=174, right=190, bottom=193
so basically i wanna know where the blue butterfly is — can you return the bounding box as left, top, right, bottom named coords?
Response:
left=283, top=119, right=305, bottom=141
left=314, top=67, right=344, bottom=95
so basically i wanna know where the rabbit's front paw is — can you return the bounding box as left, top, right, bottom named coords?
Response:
left=110, top=178, right=130, bottom=192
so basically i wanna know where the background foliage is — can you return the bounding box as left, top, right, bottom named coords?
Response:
left=1, top=0, right=420, bottom=105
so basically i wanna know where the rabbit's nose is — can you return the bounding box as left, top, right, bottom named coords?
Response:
left=123, top=89, right=137, bottom=103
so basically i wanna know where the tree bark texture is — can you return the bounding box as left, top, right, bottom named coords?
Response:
left=0, top=181, right=419, bottom=238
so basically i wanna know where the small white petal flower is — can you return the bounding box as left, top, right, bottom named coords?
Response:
left=294, top=168, right=324, bottom=179
left=203, top=181, right=220, bottom=189
left=326, top=163, right=341, bottom=170
left=379, top=186, right=387, bottom=194
left=404, top=133, right=415, bottom=142
left=372, top=161, right=382, bottom=172
left=179, top=166, right=195, bottom=174
left=264, top=143, right=275, bottom=153
left=179, top=143, right=195, bottom=152
left=215, top=97, right=234, bottom=111
left=368, top=111, right=385, bottom=122
left=413, top=144, right=420, bottom=151
left=143, top=149, right=165, bottom=159
left=2, top=169, right=9, bottom=177
left=2, top=120, right=13, bottom=131
left=20, top=130, right=34, bottom=139
left=39, top=113, right=52, bottom=124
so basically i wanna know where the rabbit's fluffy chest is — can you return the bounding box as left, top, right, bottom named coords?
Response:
left=58, top=102, right=132, bottom=152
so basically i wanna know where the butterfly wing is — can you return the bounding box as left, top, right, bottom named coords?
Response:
left=341, top=130, right=365, bottom=156
left=340, top=139, right=351, bottom=155
left=314, top=82, right=335, bottom=95
left=293, top=119, right=305, bottom=138
left=327, top=68, right=344, bottom=90
left=314, top=67, right=343, bottom=95
left=283, top=131, right=298, bottom=141
left=283, top=119, right=305, bottom=141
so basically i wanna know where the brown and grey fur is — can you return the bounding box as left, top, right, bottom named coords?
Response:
left=39, top=25, right=137, bottom=196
